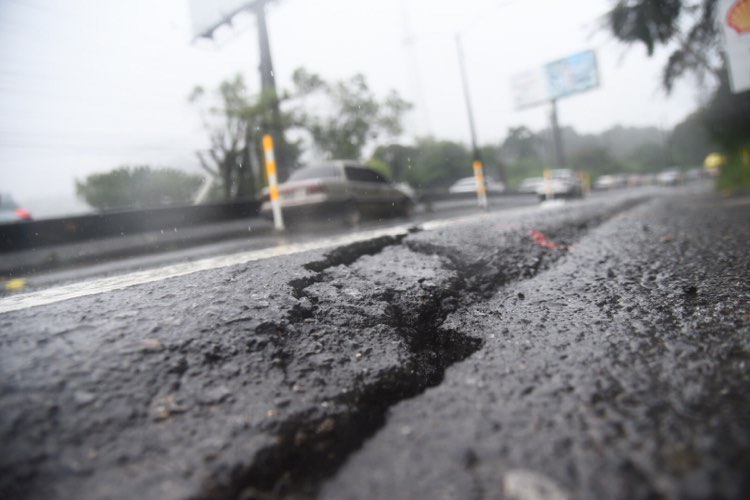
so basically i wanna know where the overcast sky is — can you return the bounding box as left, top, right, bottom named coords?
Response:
left=0, top=0, right=702, bottom=215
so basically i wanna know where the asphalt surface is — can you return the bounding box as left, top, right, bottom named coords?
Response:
left=1, top=184, right=748, bottom=499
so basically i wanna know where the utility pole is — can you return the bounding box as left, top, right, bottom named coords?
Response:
left=550, top=99, right=565, bottom=168
left=254, top=0, right=288, bottom=181
left=455, top=34, right=487, bottom=209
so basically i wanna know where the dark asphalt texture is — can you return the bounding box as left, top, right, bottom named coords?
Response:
left=1, top=185, right=749, bottom=499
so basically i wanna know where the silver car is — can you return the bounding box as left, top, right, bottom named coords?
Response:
left=260, top=161, right=415, bottom=225
left=536, top=169, right=585, bottom=201
left=448, top=176, right=506, bottom=194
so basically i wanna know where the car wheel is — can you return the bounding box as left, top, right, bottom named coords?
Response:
left=399, top=199, right=415, bottom=219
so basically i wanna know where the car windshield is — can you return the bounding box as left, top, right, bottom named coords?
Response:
left=288, top=165, right=342, bottom=182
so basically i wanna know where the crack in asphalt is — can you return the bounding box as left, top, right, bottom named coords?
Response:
left=287, top=234, right=409, bottom=301
left=205, top=198, right=652, bottom=499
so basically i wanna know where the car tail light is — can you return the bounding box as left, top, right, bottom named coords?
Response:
left=15, top=208, right=32, bottom=220
left=306, top=184, right=326, bottom=195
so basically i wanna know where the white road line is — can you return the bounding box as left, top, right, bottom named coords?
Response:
left=0, top=212, right=496, bottom=314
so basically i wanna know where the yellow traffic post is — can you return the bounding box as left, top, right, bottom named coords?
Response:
left=262, top=134, right=285, bottom=231
left=473, top=160, right=488, bottom=209
left=581, top=171, right=591, bottom=194
left=543, top=168, right=553, bottom=200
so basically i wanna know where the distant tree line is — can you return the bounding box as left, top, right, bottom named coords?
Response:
left=75, top=166, right=203, bottom=211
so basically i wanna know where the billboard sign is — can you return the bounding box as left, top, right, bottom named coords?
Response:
left=511, top=50, right=599, bottom=109
left=719, top=0, right=750, bottom=93
left=545, top=50, right=599, bottom=99
left=510, top=66, right=549, bottom=109
left=188, top=0, right=254, bottom=39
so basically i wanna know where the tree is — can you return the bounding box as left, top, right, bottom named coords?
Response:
left=405, top=138, right=471, bottom=189
left=568, top=146, right=625, bottom=175
left=76, top=166, right=203, bottom=211
left=289, top=68, right=412, bottom=160
left=479, top=144, right=508, bottom=185
left=189, top=75, right=300, bottom=201
left=606, top=0, right=722, bottom=91
left=500, top=126, right=540, bottom=163
left=499, top=127, right=546, bottom=189
left=626, top=142, right=672, bottom=171
left=370, top=144, right=418, bottom=183
left=669, top=110, right=718, bottom=166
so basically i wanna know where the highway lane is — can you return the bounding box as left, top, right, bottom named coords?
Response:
left=3, top=194, right=539, bottom=294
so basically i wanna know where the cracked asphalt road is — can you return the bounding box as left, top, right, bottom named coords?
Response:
left=1, top=185, right=749, bottom=499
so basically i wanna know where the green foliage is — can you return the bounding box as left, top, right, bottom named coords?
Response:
left=370, top=139, right=473, bottom=190
left=75, top=166, right=203, bottom=211
left=606, top=0, right=720, bottom=92
left=716, top=146, right=750, bottom=194
left=625, top=142, right=671, bottom=172
left=669, top=110, right=718, bottom=166
left=703, top=74, right=750, bottom=191
left=501, top=126, right=540, bottom=162
left=479, top=144, right=508, bottom=184
left=499, top=126, right=544, bottom=188
left=505, top=158, right=546, bottom=189
left=568, top=145, right=625, bottom=175
left=190, top=75, right=301, bottom=201
left=405, top=138, right=472, bottom=189
left=290, top=68, right=412, bottom=160
left=702, top=74, right=750, bottom=150
left=370, top=144, right=417, bottom=182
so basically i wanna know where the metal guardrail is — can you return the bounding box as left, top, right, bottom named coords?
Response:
left=0, top=200, right=260, bottom=253
left=0, top=191, right=531, bottom=254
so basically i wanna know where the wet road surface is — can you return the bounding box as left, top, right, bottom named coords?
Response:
left=1, top=185, right=748, bottom=499
left=3, top=195, right=538, bottom=293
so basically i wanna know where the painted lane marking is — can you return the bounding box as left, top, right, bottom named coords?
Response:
left=0, top=203, right=548, bottom=314
left=0, top=209, right=525, bottom=314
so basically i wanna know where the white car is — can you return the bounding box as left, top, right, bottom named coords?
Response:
left=448, top=176, right=505, bottom=194
left=656, top=169, right=683, bottom=186
left=536, top=169, right=584, bottom=201
left=517, top=177, right=544, bottom=194
left=260, top=161, right=415, bottom=225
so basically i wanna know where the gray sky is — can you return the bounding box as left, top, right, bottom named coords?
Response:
left=0, top=0, right=701, bottom=215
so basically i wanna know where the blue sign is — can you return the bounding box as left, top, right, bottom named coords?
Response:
left=544, top=50, right=599, bottom=100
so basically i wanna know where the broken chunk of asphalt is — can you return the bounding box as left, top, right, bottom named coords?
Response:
left=0, top=192, right=701, bottom=500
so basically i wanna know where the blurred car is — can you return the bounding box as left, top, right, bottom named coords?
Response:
left=517, top=176, right=544, bottom=194
left=260, top=161, right=415, bottom=225
left=594, top=174, right=627, bottom=190
left=0, top=193, right=32, bottom=223
left=448, top=176, right=505, bottom=194
left=656, top=169, right=683, bottom=186
left=536, top=169, right=585, bottom=201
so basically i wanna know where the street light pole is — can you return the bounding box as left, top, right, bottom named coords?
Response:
left=254, top=0, right=288, bottom=181
left=455, top=34, right=487, bottom=209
